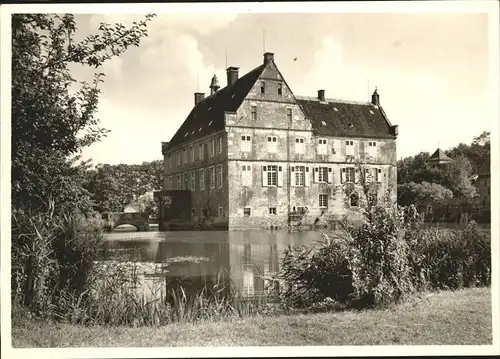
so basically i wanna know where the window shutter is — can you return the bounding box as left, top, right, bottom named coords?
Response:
left=262, top=165, right=268, bottom=187
left=290, top=166, right=295, bottom=187
left=305, top=167, right=311, bottom=187
left=327, top=167, right=333, bottom=183
left=278, top=166, right=284, bottom=187
left=341, top=140, right=346, bottom=156
left=248, top=165, right=253, bottom=186
left=313, top=167, right=318, bottom=183
left=341, top=168, right=346, bottom=183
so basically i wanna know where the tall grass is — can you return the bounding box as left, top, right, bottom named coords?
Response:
left=11, top=200, right=105, bottom=320
left=30, top=261, right=283, bottom=327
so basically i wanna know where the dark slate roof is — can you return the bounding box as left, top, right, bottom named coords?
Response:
left=427, top=148, right=452, bottom=163
left=166, top=64, right=266, bottom=150
left=295, top=97, right=396, bottom=139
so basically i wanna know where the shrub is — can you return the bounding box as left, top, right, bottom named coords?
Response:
left=407, top=223, right=490, bottom=291
left=277, top=234, right=354, bottom=308
left=278, top=203, right=420, bottom=309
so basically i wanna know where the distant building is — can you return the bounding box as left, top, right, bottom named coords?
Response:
left=476, top=158, right=491, bottom=208
left=160, top=52, right=399, bottom=230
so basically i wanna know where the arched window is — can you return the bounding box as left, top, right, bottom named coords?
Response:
left=350, top=192, right=359, bottom=207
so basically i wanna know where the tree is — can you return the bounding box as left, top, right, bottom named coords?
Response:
left=12, top=13, right=156, bottom=214
left=444, top=155, right=477, bottom=198
left=84, top=160, right=163, bottom=213
left=398, top=181, right=453, bottom=208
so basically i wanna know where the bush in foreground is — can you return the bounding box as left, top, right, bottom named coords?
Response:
left=277, top=204, right=491, bottom=310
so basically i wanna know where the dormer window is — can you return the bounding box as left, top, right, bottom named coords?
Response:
left=208, top=120, right=213, bottom=126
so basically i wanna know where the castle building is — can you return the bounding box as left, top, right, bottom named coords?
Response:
left=161, top=52, right=398, bottom=230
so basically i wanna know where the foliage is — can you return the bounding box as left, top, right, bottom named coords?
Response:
left=12, top=13, right=155, bottom=214
left=407, top=224, right=490, bottom=291
left=397, top=131, right=489, bottom=206
left=11, top=201, right=105, bottom=318
left=398, top=181, right=453, bottom=207
left=85, top=160, right=163, bottom=213
left=444, top=155, right=477, bottom=198
left=276, top=236, right=354, bottom=308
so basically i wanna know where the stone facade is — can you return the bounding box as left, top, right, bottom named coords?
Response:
left=162, top=52, right=398, bottom=230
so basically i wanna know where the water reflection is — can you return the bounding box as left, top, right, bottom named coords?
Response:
left=101, top=230, right=320, bottom=299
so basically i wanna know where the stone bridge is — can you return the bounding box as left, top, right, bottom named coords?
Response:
left=102, top=212, right=150, bottom=231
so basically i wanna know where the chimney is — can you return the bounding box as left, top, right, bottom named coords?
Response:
left=317, top=89, right=325, bottom=102
left=226, top=67, right=239, bottom=87
left=371, top=88, right=380, bottom=106
left=263, top=52, right=274, bottom=64
left=194, top=92, right=205, bottom=105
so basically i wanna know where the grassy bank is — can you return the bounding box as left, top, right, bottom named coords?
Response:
left=12, top=287, right=491, bottom=347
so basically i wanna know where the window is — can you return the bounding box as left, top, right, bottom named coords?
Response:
left=241, top=135, right=251, bottom=152
left=294, top=166, right=305, bottom=186
left=263, top=165, right=282, bottom=187
left=251, top=105, right=257, bottom=120
left=368, top=141, right=377, bottom=157
left=241, top=164, right=252, bottom=186
left=216, top=165, right=223, bottom=188
left=168, top=175, right=172, bottom=189
left=177, top=174, right=181, bottom=189
left=269, top=207, right=277, bottom=215
left=218, top=137, right=223, bottom=154
left=350, top=192, right=359, bottom=207
left=191, top=208, right=195, bottom=216
left=218, top=206, right=224, bottom=218
left=295, top=138, right=305, bottom=154
left=200, top=169, right=205, bottom=190
left=190, top=171, right=196, bottom=191
left=346, top=140, right=354, bottom=156
left=345, top=168, right=355, bottom=182
left=177, top=151, right=181, bottom=166
left=278, top=83, right=283, bottom=95
left=244, top=207, right=251, bottom=216
left=210, top=166, right=216, bottom=188
left=210, top=139, right=215, bottom=157
left=286, top=108, right=292, bottom=122
left=183, top=173, right=188, bottom=190
left=267, top=136, right=277, bottom=153
left=167, top=155, right=171, bottom=169
left=314, top=167, right=328, bottom=183
left=319, top=194, right=328, bottom=208
left=260, top=82, right=266, bottom=94
left=199, top=143, right=204, bottom=160
left=190, top=146, right=195, bottom=162
left=183, top=149, right=188, bottom=164
left=266, top=165, right=278, bottom=186
left=368, top=192, right=378, bottom=207
left=318, top=138, right=327, bottom=155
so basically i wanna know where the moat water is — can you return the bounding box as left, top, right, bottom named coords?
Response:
left=100, top=227, right=322, bottom=299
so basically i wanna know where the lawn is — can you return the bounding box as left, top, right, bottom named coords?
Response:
left=12, top=287, right=492, bottom=347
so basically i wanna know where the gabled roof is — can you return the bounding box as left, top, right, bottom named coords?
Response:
left=166, top=64, right=266, bottom=150
left=295, top=97, right=397, bottom=139
left=427, top=148, right=452, bottom=163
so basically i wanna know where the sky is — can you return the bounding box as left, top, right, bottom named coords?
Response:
left=68, top=9, right=494, bottom=165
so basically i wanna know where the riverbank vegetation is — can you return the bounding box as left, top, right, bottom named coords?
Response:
left=13, top=287, right=491, bottom=347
